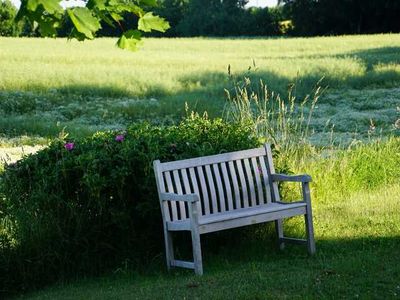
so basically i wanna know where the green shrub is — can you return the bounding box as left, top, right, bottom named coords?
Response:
left=0, top=115, right=260, bottom=293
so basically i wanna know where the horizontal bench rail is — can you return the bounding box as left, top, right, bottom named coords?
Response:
left=158, top=147, right=266, bottom=172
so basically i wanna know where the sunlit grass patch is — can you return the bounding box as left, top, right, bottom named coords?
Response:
left=0, top=34, right=399, bottom=147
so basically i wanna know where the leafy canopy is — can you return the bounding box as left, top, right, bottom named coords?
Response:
left=15, top=0, right=170, bottom=50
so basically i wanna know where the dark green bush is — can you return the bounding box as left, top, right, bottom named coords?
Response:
left=0, top=115, right=260, bottom=293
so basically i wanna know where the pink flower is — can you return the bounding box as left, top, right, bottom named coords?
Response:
left=115, top=134, right=125, bottom=142
left=64, top=142, right=74, bottom=151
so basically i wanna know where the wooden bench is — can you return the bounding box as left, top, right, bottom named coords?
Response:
left=153, top=144, right=315, bottom=275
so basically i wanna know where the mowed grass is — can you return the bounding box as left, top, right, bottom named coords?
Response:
left=20, top=138, right=400, bottom=299
left=0, top=34, right=399, bottom=149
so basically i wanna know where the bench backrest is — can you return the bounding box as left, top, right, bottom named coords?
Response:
left=153, top=144, right=280, bottom=222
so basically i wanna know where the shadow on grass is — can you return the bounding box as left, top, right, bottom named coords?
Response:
left=11, top=235, right=400, bottom=299
left=0, top=47, right=399, bottom=141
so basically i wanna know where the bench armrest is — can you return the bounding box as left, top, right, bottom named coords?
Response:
left=160, top=192, right=199, bottom=203
left=271, top=174, right=312, bottom=183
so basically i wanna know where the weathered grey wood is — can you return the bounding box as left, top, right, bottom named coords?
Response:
left=189, top=199, right=203, bottom=275
left=153, top=144, right=316, bottom=275
left=244, top=158, right=257, bottom=206
left=263, top=144, right=287, bottom=252
left=171, top=260, right=195, bottom=269
left=197, top=166, right=210, bottom=215
left=236, top=159, right=249, bottom=208
left=153, top=160, right=174, bottom=268
left=166, top=202, right=307, bottom=232
left=153, top=160, right=170, bottom=221
left=205, top=164, right=218, bottom=214
left=172, top=170, right=187, bottom=220
left=181, top=169, right=193, bottom=221
left=272, top=174, right=312, bottom=183
left=251, top=157, right=264, bottom=205
left=167, top=219, right=191, bottom=231
left=302, top=182, right=316, bottom=255
left=228, top=160, right=241, bottom=210
left=220, top=162, right=234, bottom=211
left=160, top=192, right=199, bottom=203
left=275, top=219, right=285, bottom=250
left=199, top=206, right=307, bottom=234
left=188, top=167, right=203, bottom=216
left=164, top=171, right=178, bottom=221
left=279, top=237, right=308, bottom=245
left=199, top=202, right=306, bottom=225
left=213, top=164, right=226, bottom=212
left=264, top=144, right=281, bottom=202
left=258, top=156, right=272, bottom=204
left=159, top=147, right=266, bottom=172
left=180, top=169, right=192, bottom=196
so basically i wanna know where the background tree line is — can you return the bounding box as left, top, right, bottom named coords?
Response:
left=1, top=0, right=399, bottom=37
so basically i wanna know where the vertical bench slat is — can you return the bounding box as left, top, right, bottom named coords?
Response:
left=181, top=168, right=191, bottom=194
left=236, top=159, right=249, bottom=208
left=258, top=156, right=272, bottom=204
left=188, top=167, right=203, bottom=215
left=228, top=161, right=241, bottom=209
left=197, top=166, right=211, bottom=215
left=181, top=168, right=192, bottom=219
left=205, top=165, right=218, bottom=214
left=220, top=162, right=234, bottom=211
left=172, top=170, right=187, bottom=220
left=264, top=144, right=281, bottom=202
left=251, top=157, right=264, bottom=205
left=156, top=166, right=171, bottom=222
left=244, top=158, right=256, bottom=207
left=213, top=164, right=226, bottom=212
left=164, top=171, right=179, bottom=220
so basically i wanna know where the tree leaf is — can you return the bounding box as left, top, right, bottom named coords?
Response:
left=109, top=12, right=123, bottom=22
left=97, top=11, right=116, bottom=28
left=87, top=0, right=107, bottom=11
left=138, top=0, right=157, bottom=7
left=25, top=0, right=63, bottom=14
left=67, top=7, right=101, bottom=40
left=116, top=29, right=142, bottom=51
left=138, top=12, right=170, bottom=32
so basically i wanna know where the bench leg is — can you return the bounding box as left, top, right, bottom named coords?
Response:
left=164, top=230, right=175, bottom=271
left=302, top=182, right=316, bottom=255
left=275, top=219, right=285, bottom=250
left=305, top=212, right=316, bottom=255
left=191, top=230, right=203, bottom=275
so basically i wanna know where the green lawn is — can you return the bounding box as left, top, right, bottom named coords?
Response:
left=1, top=35, right=400, bottom=298
left=21, top=174, right=400, bottom=299
left=0, top=35, right=399, bottom=151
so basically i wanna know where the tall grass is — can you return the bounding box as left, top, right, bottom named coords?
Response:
left=301, top=137, right=400, bottom=202
left=224, top=76, right=400, bottom=200
left=224, top=76, right=325, bottom=161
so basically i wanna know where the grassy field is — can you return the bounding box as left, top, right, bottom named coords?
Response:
left=0, top=35, right=399, bottom=153
left=1, top=35, right=400, bottom=298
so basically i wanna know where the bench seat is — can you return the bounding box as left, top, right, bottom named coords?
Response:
left=167, top=202, right=307, bottom=233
